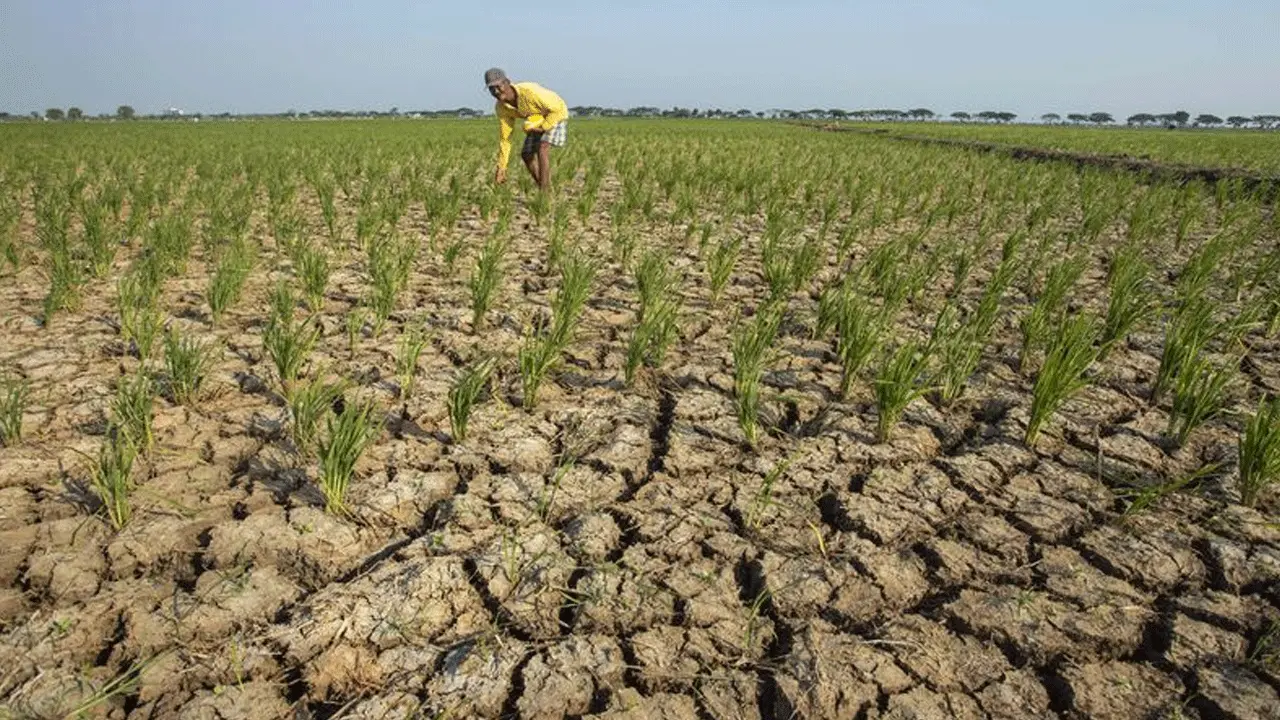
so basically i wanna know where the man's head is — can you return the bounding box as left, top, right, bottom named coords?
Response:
left=484, top=68, right=516, bottom=104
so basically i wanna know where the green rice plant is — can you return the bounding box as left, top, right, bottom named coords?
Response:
left=263, top=312, right=319, bottom=399
left=81, top=201, right=118, bottom=278
left=1100, top=242, right=1158, bottom=358
left=706, top=234, right=742, bottom=304
left=268, top=279, right=297, bottom=328
left=518, top=327, right=560, bottom=410
left=1019, top=254, right=1086, bottom=374
left=634, top=249, right=675, bottom=320
left=1119, top=462, right=1217, bottom=518
left=90, top=431, right=136, bottom=530
left=163, top=326, right=215, bottom=406
left=316, top=397, right=382, bottom=515
left=0, top=375, right=29, bottom=447
left=42, top=243, right=84, bottom=324
left=287, top=378, right=345, bottom=455
left=1152, top=297, right=1216, bottom=406
left=746, top=456, right=791, bottom=531
left=932, top=304, right=988, bottom=405
left=206, top=239, right=255, bottom=326
left=110, top=371, right=154, bottom=455
left=295, top=245, right=331, bottom=312
left=448, top=357, right=496, bottom=443
left=1167, top=353, right=1236, bottom=448
left=549, top=251, right=596, bottom=348
left=835, top=292, right=886, bottom=399
left=873, top=340, right=933, bottom=443
left=788, top=235, right=824, bottom=296
left=814, top=278, right=847, bottom=340
left=468, top=233, right=508, bottom=332
left=117, top=275, right=163, bottom=362
left=345, top=307, right=367, bottom=356
left=1025, top=313, right=1100, bottom=446
left=732, top=304, right=784, bottom=447
left=1239, top=395, right=1280, bottom=508
left=396, top=325, right=429, bottom=400
left=624, top=296, right=680, bottom=386
left=366, top=235, right=416, bottom=336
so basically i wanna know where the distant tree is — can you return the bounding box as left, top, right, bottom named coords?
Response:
left=1255, top=115, right=1280, bottom=129
left=45, top=108, right=64, bottom=121
left=907, top=108, right=935, bottom=120
left=1041, top=113, right=1061, bottom=124
left=66, top=107, right=84, bottom=121
left=1225, top=116, right=1250, bottom=128
left=1127, top=113, right=1156, bottom=126
left=990, top=111, right=1016, bottom=123
left=1088, top=112, right=1114, bottom=125
left=1066, top=113, right=1088, bottom=124
left=950, top=111, right=970, bottom=121
left=1194, top=114, right=1223, bottom=127
left=1164, top=110, right=1190, bottom=126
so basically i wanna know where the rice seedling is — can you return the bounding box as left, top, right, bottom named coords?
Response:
left=90, top=431, right=136, bottom=530
left=0, top=374, right=28, bottom=447
left=1239, top=395, right=1280, bottom=508
left=288, top=378, right=345, bottom=455
left=263, top=312, right=319, bottom=400
left=732, top=304, right=784, bottom=447
left=447, top=357, right=496, bottom=443
left=1167, top=353, right=1237, bottom=448
left=536, top=459, right=575, bottom=522
left=117, top=275, right=164, bottom=361
left=366, top=235, right=416, bottom=336
left=624, top=295, right=680, bottom=386
left=1152, top=297, right=1216, bottom=406
left=163, top=325, right=215, bottom=406
left=268, top=279, right=298, bottom=328
left=549, top=251, right=596, bottom=349
left=345, top=307, right=367, bottom=356
left=518, top=326, right=560, bottom=410
left=81, top=201, right=118, bottom=278
left=42, top=243, right=84, bottom=324
left=469, top=233, right=508, bottom=332
left=396, top=325, right=429, bottom=400
left=316, top=396, right=382, bottom=515
left=706, top=235, right=742, bottom=304
left=1100, top=241, right=1158, bottom=358
left=873, top=340, right=933, bottom=443
left=295, top=245, right=331, bottom=312
left=1025, top=313, right=1100, bottom=446
left=746, top=456, right=791, bottom=531
left=835, top=291, right=886, bottom=400
left=1019, top=254, right=1086, bottom=374
left=110, top=371, right=154, bottom=455
left=206, top=239, right=255, bottom=326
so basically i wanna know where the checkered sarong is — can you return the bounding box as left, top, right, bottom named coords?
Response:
left=522, top=121, right=567, bottom=157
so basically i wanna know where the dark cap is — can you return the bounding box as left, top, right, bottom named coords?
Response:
left=484, top=68, right=508, bottom=87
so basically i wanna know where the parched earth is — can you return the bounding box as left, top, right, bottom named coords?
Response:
left=2, top=178, right=1280, bottom=719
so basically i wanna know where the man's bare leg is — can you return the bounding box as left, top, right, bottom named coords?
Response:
left=523, top=152, right=541, bottom=186
left=537, top=141, right=551, bottom=191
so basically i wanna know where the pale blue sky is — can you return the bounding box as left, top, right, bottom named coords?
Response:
left=2, top=0, right=1277, bottom=118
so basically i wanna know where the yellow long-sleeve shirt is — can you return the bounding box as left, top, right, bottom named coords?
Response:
left=495, top=82, right=568, bottom=170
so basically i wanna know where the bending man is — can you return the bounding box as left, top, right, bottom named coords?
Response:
left=485, top=67, right=568, bottom=191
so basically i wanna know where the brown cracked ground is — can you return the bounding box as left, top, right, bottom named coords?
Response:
left=1, top=120, right=1279, bottom=720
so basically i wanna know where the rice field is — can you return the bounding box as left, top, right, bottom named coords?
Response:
left=1, top=118, right=1278, bottom=719
left=858, top=121, right=1280, bottom=175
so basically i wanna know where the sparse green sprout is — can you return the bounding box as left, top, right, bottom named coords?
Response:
left=91, top=431, right=136, bottom=530
left=110, top=371, right=154, bottom=455
left=706, top=235, right=742, bottom=304
left=288, top=378, right=345, bottom=455
left=835, top=292, right=886, bottom=400
left=747, top=457, right=791, bottom=530
left=732, top=304, right=784, bottom=447
left=295, top=245, right=331, bottom=312
left=317, top=397, right=381, bottom=515
left=448, top=357, right=496, bottom=443
left=345, top=307, right=367, bottom=357
left=1019, top=254, right=1085, bottom=374
left=1239, top=395, right=1280, bottom=508
left=469, top=233, right=507, bottom=332
left=0, top=375, right=29, bottom=447
left=1025, top=313, right=1100, bottom=446
left=1167, top=353, right=1236, bottom=448
left=396, top=326, right=429, bottom=400
left=1100, top=242, right=1158, bottom=358
left=263, top=312, right=319, bottom=400
left=874, top=340, right=932, bottom=443
left=163, top=326, right=215, bottom=406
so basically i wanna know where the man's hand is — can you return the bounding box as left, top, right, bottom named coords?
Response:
left=495, top=167, right=507, bottom=185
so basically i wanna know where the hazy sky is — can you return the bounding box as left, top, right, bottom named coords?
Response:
left=2, top=0, right=1277, bottom=118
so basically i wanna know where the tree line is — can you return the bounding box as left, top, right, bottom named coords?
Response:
left=4, top=105, right=1277, bottom=129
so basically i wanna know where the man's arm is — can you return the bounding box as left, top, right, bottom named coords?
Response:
left=496, top=105, right=515, bottom=180
left=531, top=86, right=568, bottom=131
